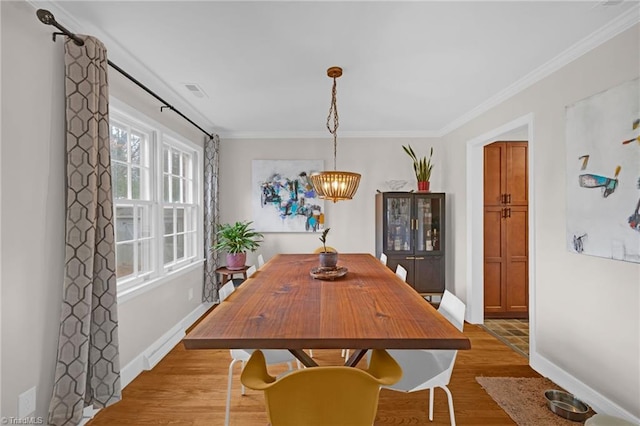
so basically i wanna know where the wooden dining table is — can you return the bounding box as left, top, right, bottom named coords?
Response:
left=183, top=253, right=471, bottom=367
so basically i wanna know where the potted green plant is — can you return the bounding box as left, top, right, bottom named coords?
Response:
left=402, top=144, right=434, bottom=192
left=213, top=221, right=264, bottom=270
left=318, top=228, right=338, bottom=269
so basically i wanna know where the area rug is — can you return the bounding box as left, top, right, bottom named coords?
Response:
left=476, top=377, right=594, bottom=425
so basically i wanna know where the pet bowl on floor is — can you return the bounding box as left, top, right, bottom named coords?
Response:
left=544, top=389, right=590, bottom=422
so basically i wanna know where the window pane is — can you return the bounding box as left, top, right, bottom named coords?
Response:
left=138, top=240, right=151, bottom=274
left=139, top=168, right=150, bottom=200
left=176, top=208, right=185, bottom=233
left=131, top=167, right=140, bottom=199
left=115, top=207, right=134, bottom=242
left=112, top=163, right=128, bottom=199
left=182, top=153, right=191, bottom=178
left=163, top=174, right=171, bottom=202
left=172, top=177, right=181, bottom=203
left=136, top=205, right=151, bottom=238
left=187, top=207, right=196, bottom=232
left=164, top=208, right=174, bottom=235
left=163, top=147, right=170, bottom=173
left=130, top=132, right=142, bottom=165
left=164, top=236, right=174, bottom=264
left=110, top=126, right=128, bottom=162
left=116, top=242, right=134, bottom=278
left=182, top=178, right=190, bottom=204
left=176, top=234, right=185, bottom=260
left=172, top=150, right=180, bottom=175
left=185, top=233, right=193, bottom=258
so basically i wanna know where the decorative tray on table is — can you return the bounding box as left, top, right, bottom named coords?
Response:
left=310, top=266, right=348, bottom=280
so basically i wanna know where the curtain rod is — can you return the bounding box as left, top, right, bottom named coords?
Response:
left=36, top=9, right=215, bottom=140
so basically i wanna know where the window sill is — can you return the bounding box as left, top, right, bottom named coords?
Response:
left=117, top=258, right=205, bottom=304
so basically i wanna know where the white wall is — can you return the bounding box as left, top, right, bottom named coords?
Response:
left=442, top=24, right=640, bottom=421
left=1, top=1, right=205, bottom=419
left=219, top=136, right=443, bottom=266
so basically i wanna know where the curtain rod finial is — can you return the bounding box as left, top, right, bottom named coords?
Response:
left=36, top=9, right=55, bottom=25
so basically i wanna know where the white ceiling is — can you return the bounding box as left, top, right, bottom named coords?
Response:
left=39, top=1, right=638, bottom=138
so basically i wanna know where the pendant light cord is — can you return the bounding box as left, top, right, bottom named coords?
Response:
left=326, top=76, right=339, bottom=171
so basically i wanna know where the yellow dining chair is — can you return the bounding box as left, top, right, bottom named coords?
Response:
left=241, top=349, right=403, bottom=426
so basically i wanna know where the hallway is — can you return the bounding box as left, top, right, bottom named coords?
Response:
left=482, top=319, right=529, bottom=357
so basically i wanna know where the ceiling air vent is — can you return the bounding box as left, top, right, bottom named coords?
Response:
left=183, top=83, right=207, bottom=99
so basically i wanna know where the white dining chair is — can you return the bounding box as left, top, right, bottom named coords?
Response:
left=380, top=252, right=388, bottom=265
left=395, top=264, right=408, bottom=282
left=219, top=281, right=235, bottom=302
left=257, top=254, right=265, bottom=268
left=381, top=290, right=466, bottom=426
left=246, top=264, right=257, bottom=278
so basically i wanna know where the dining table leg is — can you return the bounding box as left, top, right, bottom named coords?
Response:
left=345, top=349, right=368, bottom=367
left=289, top=349, right=317, bottom=367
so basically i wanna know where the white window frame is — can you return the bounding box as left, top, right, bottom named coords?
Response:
left=110, top=99, right=204, bottom=301
left=160, top=136, right=199, bottom=272
left=110, top=117, right=156, bottom=284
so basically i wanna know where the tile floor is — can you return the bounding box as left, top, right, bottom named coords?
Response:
left=482, top=319, right=529, bottom=358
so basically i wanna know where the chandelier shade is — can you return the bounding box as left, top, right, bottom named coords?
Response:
left=311, top=66, right=361, bottom=202
left=311, top=170, right=361, bottom=203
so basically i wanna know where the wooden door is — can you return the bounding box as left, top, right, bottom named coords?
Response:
left=483, top=142, right=528, bottom=318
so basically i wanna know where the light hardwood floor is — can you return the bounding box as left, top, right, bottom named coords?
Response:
left=88, top=322, right=541, bottom=425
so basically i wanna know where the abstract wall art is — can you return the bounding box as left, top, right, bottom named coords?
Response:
left=565, top=78, right=639, bottom=263
left=252, top=160, right=325, bottom=233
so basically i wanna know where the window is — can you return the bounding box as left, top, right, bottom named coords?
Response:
left=111, top=119, right=153, bottom=282
left=162, top=141, right=198, bottom=270
left=109, top=106, right=202, bottom=293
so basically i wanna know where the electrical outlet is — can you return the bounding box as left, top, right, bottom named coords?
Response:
left=188, top=288, right=194, bottom=301
left=18, top=386, right=36, bottom=417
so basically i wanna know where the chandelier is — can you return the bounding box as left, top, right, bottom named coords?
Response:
left=310, top=67, right=361, bottom=202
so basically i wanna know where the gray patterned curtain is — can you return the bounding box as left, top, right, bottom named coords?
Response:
left=203, top=135, right=221, bottom=302
left=48, top=36, right=121, bottom=426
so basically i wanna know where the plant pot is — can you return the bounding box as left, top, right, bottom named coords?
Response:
left=318, top=251, right=338, bottom=269
left=417, top=181, right=430, bottom=192
left=226, top=252, right=246, bottom=270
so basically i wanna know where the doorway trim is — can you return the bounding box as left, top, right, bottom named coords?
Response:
left=465, top=113, right=536, bottom=358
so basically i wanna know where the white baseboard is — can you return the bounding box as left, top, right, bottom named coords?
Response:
left=121, top=302, right=215, bottom=388
left=530, top=351, right=639, bottom=424
left=78, top=405, right=100, bottom=426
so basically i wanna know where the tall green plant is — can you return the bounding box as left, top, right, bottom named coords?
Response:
left=402, top=144, right=434, bottom=182
left=213, top=221, right=263, bottom=254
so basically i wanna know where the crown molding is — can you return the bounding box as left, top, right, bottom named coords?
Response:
left=437, top=3, right=640, bottom=137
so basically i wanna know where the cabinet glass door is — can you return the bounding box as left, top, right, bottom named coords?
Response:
left=416, top=196, right=443, bottom=253
left=385, top=195, right=412, bottom=252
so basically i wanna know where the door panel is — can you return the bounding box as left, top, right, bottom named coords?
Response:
left=507, top=208, right=528, bottom=257
left=484, top=262, right=503, bottom=312
left=506, top=260, right=528, bottom=314
left=507, top=143, right=528, bottom=205
left=484, top=208, right=503, bottom=258
left=414, top=256, right=444, bottom=293
left=484, top=145, right=505, bottom=205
